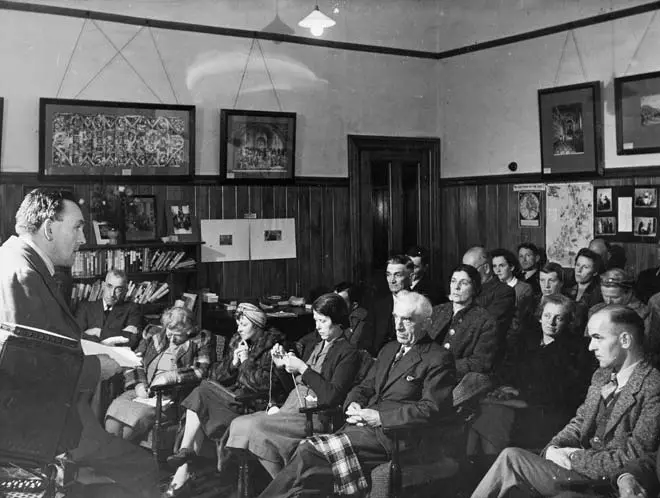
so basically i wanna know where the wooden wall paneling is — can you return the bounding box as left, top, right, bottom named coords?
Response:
left=218, top=186, right=237, bottom=299
left=195, top=184, right=210, bottom=289
left=418, top=158, right=431, bottom=254
left=271, top=185, right=289, bottom=296
left=440, top=185, right=459, bottom=286
left=321, top=186, right=335, bottom=289
left=332, top=186, right=350, bottom=285
left=234, top=185, right=251, bottom=299
left=308, top=186, right=324, bottom=294
left=497, top=184, right=513, bottom=249
left=297, top=186, right=312, bottom=299
left=286, top=185, right=301, bottom=296
left=260, top=186, right=275, bottom=298
left=249, top=185, right=266, bottom=298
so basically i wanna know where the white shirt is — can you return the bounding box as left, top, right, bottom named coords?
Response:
left=614, top=360, right=641, bottom=393
left=507, top=277, right=518, bottom=288
left=22, top=237, right=55, bottom=276
left=524, top=269, right=537, bottom=280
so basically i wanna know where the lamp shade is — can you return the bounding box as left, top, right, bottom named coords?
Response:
left=298, top=6, right=335, bottom=36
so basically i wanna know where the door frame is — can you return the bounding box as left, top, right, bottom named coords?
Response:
left=347, top=134, right=442, bottom=284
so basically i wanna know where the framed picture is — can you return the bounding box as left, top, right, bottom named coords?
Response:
left=92, top=220, right=113, bottom=245
left=633, top=216, right=657, bottom=237
left=538, top=82, right=603, bottom=177
left=220, top=109, right=296, bottom=182
left=165, top=200, right=199, bottom=241
left=596, top=188, right=613, bottom=212
left=124, top=195, right=157, bottom=242
left=518, top=191, right=541, bottom=228
left=615, top=71, right=660, bottom=154
left=634, top=187, right=658, bottom=208
left=39, top=98, right=196, bottom=182
left=595, top=216, right=616, bottom=236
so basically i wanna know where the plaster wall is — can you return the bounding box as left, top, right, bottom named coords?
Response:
left=0, top=9, right=439, bottom=177
left=442, top=11, right=660, bottom=178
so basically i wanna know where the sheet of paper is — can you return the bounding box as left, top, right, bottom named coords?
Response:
left=201, top=219, right=250, bottom=262
left=80, top=339, right=141, bottom=368
left=618, top=197, right=633, bottom=232
left=132, top=397, right=172, bottom=408
left=249, top=218, right=297, bottom=261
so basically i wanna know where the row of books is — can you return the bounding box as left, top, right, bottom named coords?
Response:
left=70, top=279, right=170, bottom=306
left=71, top=248, right=196, bottom=277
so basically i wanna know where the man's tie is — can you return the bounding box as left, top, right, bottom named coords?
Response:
left=392, top=346, right=408, bottom=364
left=601, top=372, right=618, bottom=406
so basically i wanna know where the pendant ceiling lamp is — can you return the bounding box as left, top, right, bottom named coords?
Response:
left=298, top=5, right=336, bottom=37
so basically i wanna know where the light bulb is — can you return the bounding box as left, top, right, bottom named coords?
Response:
left=310, top=25, right=324, bottom=36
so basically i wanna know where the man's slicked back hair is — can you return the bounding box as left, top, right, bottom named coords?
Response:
left=15, top=188, right=77, bottom=236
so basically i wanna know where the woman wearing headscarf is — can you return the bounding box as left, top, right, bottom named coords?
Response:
left=216, top=293, right=360, bottom=480
left=163, top=303, right=283, bottom=498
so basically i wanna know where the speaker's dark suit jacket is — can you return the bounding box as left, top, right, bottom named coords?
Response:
left=0, top=236, right=159, bottom=498
left=75, top=299, right=142, bottom=348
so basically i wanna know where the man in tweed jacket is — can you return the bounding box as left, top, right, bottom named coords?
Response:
left=471, top=305, right=660, bottom=498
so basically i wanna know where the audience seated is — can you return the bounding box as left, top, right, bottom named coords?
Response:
left=359, top=254, right=413, bottom=355
left=406, top=245, right=447, bottom=305
left=635, top=244, right=660, bottom=304
left=429, top=264, right=498, bottom=380
left=333, top=281, right=371, bottom=347
left=105, top=305, right=210, bottom=442
left=518, top=242, right=542, bottom=296
left=256, top=290, right=456, bottom=498
left=470, top=305, right=660, bottom=498
left=462, top=246, right=516, bottom=366
left=75, top=268, right=142, bottom=349
left=490, top=248, right=535, bottom=365
left=216, top=293, right=360, bottom=482
left=485, top=295, right=591, bottom=452
left=162, top=303, right=283, bottom=497
left=589, top=268, right=649, bottom=332
left=588, top=238, right=611, bottom=271
left=563, top=248, right=604, bottom=334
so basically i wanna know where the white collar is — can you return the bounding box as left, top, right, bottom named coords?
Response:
left=22, top=237, right=55, bottom=276
left=507, top=277, right=518, bottom=288
left=524, top=269, right=537, bottom=279
left=615, top=361, right=641, bottom=391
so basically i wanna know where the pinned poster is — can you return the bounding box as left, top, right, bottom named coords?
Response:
left=201, top=219, right=250, bottom=262
left=249, top=218, right=297, bottom=260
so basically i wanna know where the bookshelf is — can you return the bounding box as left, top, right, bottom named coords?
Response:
left=68, top=241, right=203, bottom=319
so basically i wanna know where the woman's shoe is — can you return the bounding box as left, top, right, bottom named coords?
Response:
left=166, top=448, right=196, bottom=469
left=161, top=479, right=194, bottom=498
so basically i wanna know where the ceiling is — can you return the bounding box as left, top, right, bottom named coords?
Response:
left=8, top=0, right=659, bottom=52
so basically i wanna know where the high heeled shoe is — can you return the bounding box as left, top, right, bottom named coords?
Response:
left=161, top=478, right=195, bottom=498
left=166, top=448, right=196, bottom=469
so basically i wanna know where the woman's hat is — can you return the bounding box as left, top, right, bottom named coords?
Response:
left=237, top=302, right=267, bottom=329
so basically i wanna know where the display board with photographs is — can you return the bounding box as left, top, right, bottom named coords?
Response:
left=594, top=186, right=659, bottom=243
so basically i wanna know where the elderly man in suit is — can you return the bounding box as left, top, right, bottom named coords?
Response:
left=257, top=290, right=456, bottom=498
left=470, top=305, right=660, bottom=498
left=359, top=254, right=414, bottom=355
left=75, top=268, right=142, bottom=348
left=0, top=189, right=159, bottom=498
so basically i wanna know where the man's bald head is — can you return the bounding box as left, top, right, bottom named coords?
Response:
left=588, top=238, right=610, bottom=265
left=462, top=246, right=491, bottom=283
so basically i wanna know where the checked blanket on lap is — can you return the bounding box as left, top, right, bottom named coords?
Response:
left=305, top=434, right=368, bottom=495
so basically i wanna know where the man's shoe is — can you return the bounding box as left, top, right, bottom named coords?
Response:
left=166, top=448, right=196, bottom=469
left=161, top=479, right=194, bottom=498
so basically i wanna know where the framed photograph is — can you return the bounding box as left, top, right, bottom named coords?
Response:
left=39, top=98, right=195, bottom=182
left=634, top=217, right=657, bottom=237
left=634, top=187, right=658, bottom=208
left=595, top=217, right=616, bottom=236
left=518, top=191, right=541, bottom=228
left=92, top=220, right=112, bottom=245
left=538, top=82, right=603, bottom=177
left=615, top=71, right=660, bottom=154
left=596, top=188, right=613, bottom=212
left=220, top=109, right=296, bottom=182
left=124, top=195, right=157, bottom=242
left=165, top=200, right=199, bottom=241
